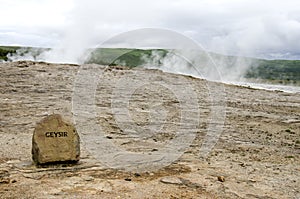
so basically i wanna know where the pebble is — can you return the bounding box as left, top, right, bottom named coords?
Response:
left=0, top=178, right=10, bottom=184
left=217, top=176, right=225, bottom=182
left=82, top=175, right=94, bottom=181
left=160, top=177, right=183, bottom=185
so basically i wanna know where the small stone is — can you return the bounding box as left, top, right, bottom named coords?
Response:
left=82, top=175, right=94, bottom=181
left=239, top=163, right=246, bottom=167
left=6, top=160, right=21, bottom=164
left=32, top=114, right=80, bottom=164
left=160, top=177, right=183, bottom=185
left=0, top=178, right=10, bottom=184
left=217, top=176, right=225, bottom=182
left=124, top=178, right=132, bottom=181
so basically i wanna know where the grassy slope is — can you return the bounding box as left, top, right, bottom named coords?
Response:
left=245, top=59, right=300, bottom=83
left=0, top=46, right=20, bottom=61
left=86, top=48, right=168, bottom=67
left=0, top=46, right=49, bottom=61
left=1, top=46, right=299, bottom=84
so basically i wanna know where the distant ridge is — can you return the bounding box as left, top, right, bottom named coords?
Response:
left=1, top=46, right=299, bottom=85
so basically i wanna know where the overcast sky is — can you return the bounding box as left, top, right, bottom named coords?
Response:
left=1, top=0, right=300, bottom=59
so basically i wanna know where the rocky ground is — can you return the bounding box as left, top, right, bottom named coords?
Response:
left=0, top=61, right=299, bottom=199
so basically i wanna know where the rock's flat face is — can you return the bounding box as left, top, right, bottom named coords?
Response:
left=32, top=114, right=80, bottom=164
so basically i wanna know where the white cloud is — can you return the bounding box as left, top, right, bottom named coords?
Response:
left=0, top=0, right=73, bottom=27
left=0, top=0, right=73, bottom=47
left=1, top=0, right=300, bottom=59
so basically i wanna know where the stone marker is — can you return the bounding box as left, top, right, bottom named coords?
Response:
left=32, top=114, right=80, bottom=164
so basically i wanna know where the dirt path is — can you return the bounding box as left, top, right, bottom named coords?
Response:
left=0, top=61, right=299, bottom=198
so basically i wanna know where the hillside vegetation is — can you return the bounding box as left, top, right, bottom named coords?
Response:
left=1, top=46, right=299, bottom=84
left=0, top=46, right=20, bottom=61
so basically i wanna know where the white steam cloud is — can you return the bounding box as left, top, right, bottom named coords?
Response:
left=140, top=50, right=253, bottom=82
left=5, top=0, right=300, bottom=81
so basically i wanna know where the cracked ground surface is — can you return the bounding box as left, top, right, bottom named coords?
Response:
left=0, top=61, right=299, bottom=198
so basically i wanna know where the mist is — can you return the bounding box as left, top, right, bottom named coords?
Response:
left=5, top=0, right=300, bottom=82
left=140, top=49, right=254, bottom=82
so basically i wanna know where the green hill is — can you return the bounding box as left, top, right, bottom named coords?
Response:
left=85, top=48, right=168, bottom=67
left=1, top=46, right=299, bottom=84
left=245, top=59, right=300, bottom=83
left=0, top=46, right=20, bottom=61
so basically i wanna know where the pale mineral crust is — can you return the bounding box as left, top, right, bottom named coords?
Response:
left=0, top=61, right=299, bottom=199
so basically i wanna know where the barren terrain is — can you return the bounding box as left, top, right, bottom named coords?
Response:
left=0, top=61, right=299, bottom=198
